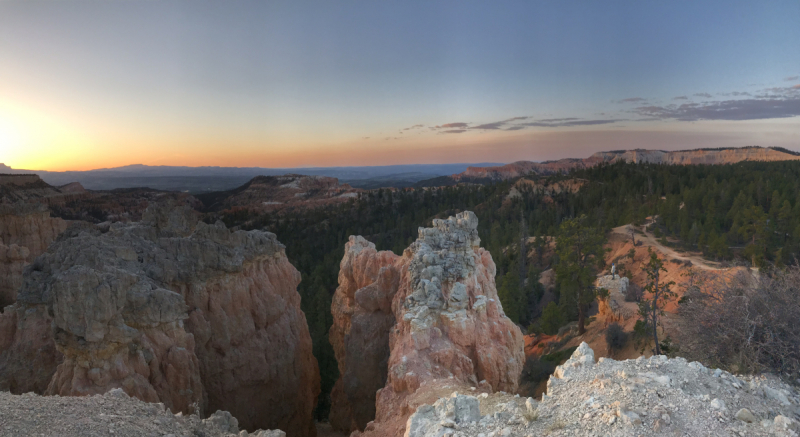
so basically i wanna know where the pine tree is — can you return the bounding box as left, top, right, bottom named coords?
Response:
left=554, top=214, right=606, bottom=335
left=640, top=250, right=676, bottom=355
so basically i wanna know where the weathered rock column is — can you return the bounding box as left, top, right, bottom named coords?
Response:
left=329, top=212, right=525, bottom=437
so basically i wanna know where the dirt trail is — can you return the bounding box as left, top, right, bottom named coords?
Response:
left=611, top=221, right=725, bottom=271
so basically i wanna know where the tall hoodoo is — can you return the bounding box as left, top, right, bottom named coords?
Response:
left=0, top=201, right=320, bottom=437
left=329, top=211, right=525, bottom=437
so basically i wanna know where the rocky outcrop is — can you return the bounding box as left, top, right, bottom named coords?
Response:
left=198, top=174, right=362, bottom=215
left=404, top=343, right=800, bottom=436
left=329, top=212, right=525, bottom=436
left=0, top=203, right=67, bottom=307
left=0, top=202, right=319, bottom=436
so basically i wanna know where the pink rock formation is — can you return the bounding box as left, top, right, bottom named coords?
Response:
left=0, top=203, right=67, bottom=307
left=452, top=146, right=800, bottom=182
left=329, top=236, right=400, bottom=433
left=329, top=212, right=525, bottom=437
left=0, top=202, right=320, bottom=436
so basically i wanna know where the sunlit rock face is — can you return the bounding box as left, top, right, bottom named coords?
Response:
left=0, top=201, right=320, bottom=437
left=330, top=212, right=525, bottom=437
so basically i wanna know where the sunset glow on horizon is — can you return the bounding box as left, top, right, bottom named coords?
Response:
left=2, top=1, right=799, bottom=172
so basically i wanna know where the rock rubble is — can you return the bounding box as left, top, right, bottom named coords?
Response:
left=404, top=342, right=800, bottom=436
left=0, top=388, right=286, bottom=437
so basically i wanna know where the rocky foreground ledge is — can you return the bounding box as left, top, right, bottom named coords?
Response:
left=0, top=388, right=284, bottom=437
left=405, top=343, right=800, bottom=437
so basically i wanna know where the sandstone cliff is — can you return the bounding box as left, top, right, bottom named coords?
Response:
left=329, top=212, right=525, bottom=436
left=0, top=203, right=67, bottom=307
left=0, top=202, right=320, bottom=436
left=450, top=146, right=800, bottom=182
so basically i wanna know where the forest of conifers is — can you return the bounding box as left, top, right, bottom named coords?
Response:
left=215, top=160, right=800, bottom=418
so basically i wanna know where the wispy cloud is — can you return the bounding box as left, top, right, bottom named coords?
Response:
left=471, top=121, right=507, bottom=130
left=442, top=129, right=467, bottom=134
left=401, top=124, right=424, bottom=131
left=634, top=97, right=800, bottom=121
left=523, top=119, right=624, bottom=127
left=537, top=117, right=580, bottom=122
left=673, top=96, right=688, bottom=100
left=785, top=76, right=799, bottom=81
left=693, top=93, right=713, bottom=98
left=618, top=97, right=647, bottom=103
left=434, top=122, right=469, bottom=129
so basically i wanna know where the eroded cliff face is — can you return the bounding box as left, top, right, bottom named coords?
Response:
left=329, top=236, right=401, bottom=433
left=0, top=202, right=319, bottom=436
left=451, top=147, right=800, bottom=182
left=0, top=203, right=67, bottom=307
left=329, top=212, right=525, bottom=437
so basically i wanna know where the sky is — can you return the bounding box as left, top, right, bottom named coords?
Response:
left=1, top=0, right=799, bottom=171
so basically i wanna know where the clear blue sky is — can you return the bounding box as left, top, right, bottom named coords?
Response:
left=1, top=0, right=799, bottom=170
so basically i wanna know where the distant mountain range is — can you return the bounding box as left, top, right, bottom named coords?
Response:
left=4, top=146, right=799, bottom=192
left=416, top=147, right=800, bottom=186
left=0, top=163, right=502, bottom=193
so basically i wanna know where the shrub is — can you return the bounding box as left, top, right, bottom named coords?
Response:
left=677, top=266, right=800, bottom=379
left=605, top=323, right=628, bottom=353
left=539, top=301, right=564, bottom=335
left=624, top=282, right=643, bottom=302
left=521, top=358, right=556, bottom=384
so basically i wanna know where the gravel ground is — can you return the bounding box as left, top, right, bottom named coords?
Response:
left=0, top=389, right=284, bottom=437
left=405, top=343, right=800, bottom=436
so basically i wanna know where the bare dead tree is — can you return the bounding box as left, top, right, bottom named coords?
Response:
left=627, top=224, right=636, bottom=246
left=677, top=265, right=800, bottom=379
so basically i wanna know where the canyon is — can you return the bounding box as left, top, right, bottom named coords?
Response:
left=3, top=150, right=800, bottom=436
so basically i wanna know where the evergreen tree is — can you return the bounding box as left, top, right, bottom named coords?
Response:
left=640, top=250, right=676, bottom=355
left=554, top=214, right=606, bottom=334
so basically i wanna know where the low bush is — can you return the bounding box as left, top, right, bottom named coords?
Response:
left=605, top=323, right=628, bottom=353
left=624, top=282, right=643, bottom=302
left=677, top=266, right=800, bottom=379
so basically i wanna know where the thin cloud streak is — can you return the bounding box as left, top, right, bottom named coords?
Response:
left=634, top=98, right=800, bottom=121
